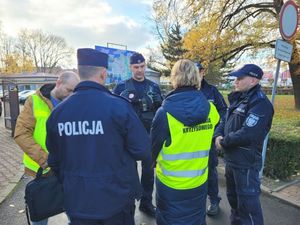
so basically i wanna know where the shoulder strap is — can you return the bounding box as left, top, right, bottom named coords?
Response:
left=144, top=79, right=152, bottom=94
left=125, top=79, right=136, bottom=92
left=125, top=78, right=153, bottom=96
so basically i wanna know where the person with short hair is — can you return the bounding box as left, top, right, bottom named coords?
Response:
left=215, top=64, right=274, bottom=225
left=113, top=52, right=162, bottom=217
left=151, top=59, right=220, bottom=225
left=14, top=71, right=80, bottom=225
left=195, top=62, right=227, bottom=216
left=46, top=48, right=150, bottom=225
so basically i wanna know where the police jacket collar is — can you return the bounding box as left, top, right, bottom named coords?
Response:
left=228, top=84, right=261, bottom=103
left=200, top=79, right=209, bottom=89
left=74, top=80, right=110, bottom=93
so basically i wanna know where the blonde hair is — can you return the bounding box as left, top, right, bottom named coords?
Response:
left=170, top=59, right=200, bottom=89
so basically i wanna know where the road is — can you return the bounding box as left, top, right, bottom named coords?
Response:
left=0, top=173, right=299, bottom=225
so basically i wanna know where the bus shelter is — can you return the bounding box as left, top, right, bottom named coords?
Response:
left=0, top=74, right=58, bottom=136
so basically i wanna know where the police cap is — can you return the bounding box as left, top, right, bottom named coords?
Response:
left=130, top=52, right=145, bottom=64
left=230, top=64, right=263, bottom=79
left=77, top=48, right=108, bottom=68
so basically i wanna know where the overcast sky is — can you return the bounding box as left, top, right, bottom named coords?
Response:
left=0, top=0, right=156, bottom=60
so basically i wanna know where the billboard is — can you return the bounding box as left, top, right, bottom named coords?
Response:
left=95, top=45, right=135, bottom=84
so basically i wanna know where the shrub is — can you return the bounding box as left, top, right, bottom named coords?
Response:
left=264, top=133, right=300, bottom=180
left=263, top=95, right=300, bottom=179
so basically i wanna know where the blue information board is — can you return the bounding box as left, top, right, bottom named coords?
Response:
left=95, top=45, right=135, bottom=84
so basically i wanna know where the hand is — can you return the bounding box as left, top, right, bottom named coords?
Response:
left=41, top=161, right=48, bottom=169
left=215, top=136, right=224, bottom=150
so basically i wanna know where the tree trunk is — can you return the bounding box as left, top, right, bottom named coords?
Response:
left=289, top=63, right=300, bottom=110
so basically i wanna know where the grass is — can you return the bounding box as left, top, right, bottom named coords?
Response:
left=270, top=95, right=300, bottom=139
left=221, top=93, right=300, bottom=138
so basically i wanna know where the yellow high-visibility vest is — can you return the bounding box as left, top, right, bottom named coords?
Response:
left=156, top=102, right=220, bottom=190
left=23, top=94, right=51, bottom=173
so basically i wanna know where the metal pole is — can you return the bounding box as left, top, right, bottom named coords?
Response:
left=260, top=59, right=281, bottom=178
left=107, top=42, right=127, bottom=50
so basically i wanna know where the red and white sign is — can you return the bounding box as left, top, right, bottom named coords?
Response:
left=279, top=0, right=299, bottom=40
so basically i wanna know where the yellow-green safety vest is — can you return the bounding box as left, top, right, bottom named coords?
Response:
left=23, top=94, right=51, bottom=173
left=156, top=102, right=220, bottom=190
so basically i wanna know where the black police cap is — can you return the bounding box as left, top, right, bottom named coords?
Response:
left=77, top=48, right=108, bottom=68
left=130, top=52, right=145, bottom=64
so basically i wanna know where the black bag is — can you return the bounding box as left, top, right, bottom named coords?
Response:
left=25, top=167, right=65, bottom=223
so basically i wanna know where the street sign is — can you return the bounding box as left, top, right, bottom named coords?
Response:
left=279, top=0, right=299, bottom=40
left=274, top=39, right=293, bottom=62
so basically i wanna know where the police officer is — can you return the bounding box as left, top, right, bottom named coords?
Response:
left=46, top=48, right=151, bottom=225
left=113, top=52, right=162, bottom=217
left=195, top=62, right=227, bottom=216
left=215, top=64, right=274, bottom=225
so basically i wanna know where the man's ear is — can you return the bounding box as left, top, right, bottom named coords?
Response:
left=100, top=68, right=107, bottom=82
left=252, top=77, right=260, bottom=85
left=56, top=78, right=62, bottom=87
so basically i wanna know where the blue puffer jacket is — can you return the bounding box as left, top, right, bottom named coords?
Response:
left=151, top=86, right=212, bottom=225
left=151, top=86, right=210, bottom=163
left=46, top=81, right=150, bottom=220
left=215, top=85, right=274, bottom=169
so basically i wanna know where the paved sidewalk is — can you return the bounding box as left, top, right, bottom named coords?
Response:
left=0, top=115, right=299, bottom=211
left=218, top=159, right=300, bottom=209
left=262, top=179, right=300, bottom=209
left=0, top=117, right=23, bottom=204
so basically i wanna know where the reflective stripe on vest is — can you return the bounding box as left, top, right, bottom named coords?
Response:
left=23, top=94, right=51, bottom=173
left=160, top=149, right=209, bottom=161
left=158, top=162, right=207, bottom=177
left=156, top=102, right=220, bottom=190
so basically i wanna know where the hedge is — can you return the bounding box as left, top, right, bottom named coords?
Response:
left=264, top=128, right=300, bottom=180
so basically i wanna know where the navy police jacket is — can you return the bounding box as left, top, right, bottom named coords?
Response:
left=215, top=85, right=274, bottom=169
left=46, top=81, right=151, bottom=219
left=201, top=79, right=227, bottom=121
left=151, top=87, right=211, bottom=162
left=113, top=78, right=162, bottom=132
left=113, top=78, right=161, bottom=99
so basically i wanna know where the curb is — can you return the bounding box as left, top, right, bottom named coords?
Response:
left=0, top=166, right=24, bottom=205
left=217, top=165, right=300, bottom=210
left=260, top=183, right=300, bottom=210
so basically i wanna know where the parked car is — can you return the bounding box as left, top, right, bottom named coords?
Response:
left=0, top=98, right=2, bottom=117
left=19, top=90, right=36, bottom=104
left=18, top=90, right=34, bottom=97
left=0, top=90, right=9, bottom=102
left=0, top=90, right=5, bottom=101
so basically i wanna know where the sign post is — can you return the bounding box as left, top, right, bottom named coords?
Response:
left=260, top=0, right=298, bottom=178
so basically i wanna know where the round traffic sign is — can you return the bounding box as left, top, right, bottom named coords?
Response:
left=279, top=0, right=299, bottom=40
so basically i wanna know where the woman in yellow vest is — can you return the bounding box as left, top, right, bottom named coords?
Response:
left=151, top=59, right=220, bottom=225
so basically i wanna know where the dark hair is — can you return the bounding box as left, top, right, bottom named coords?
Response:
left=78, top=65, right=104, bottom=80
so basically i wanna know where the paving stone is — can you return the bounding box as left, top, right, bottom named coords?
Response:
left=0, top=118, right=24, bottom=204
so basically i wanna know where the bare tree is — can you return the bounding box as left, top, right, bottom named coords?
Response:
left=17, top=29, right=74, bottom=73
